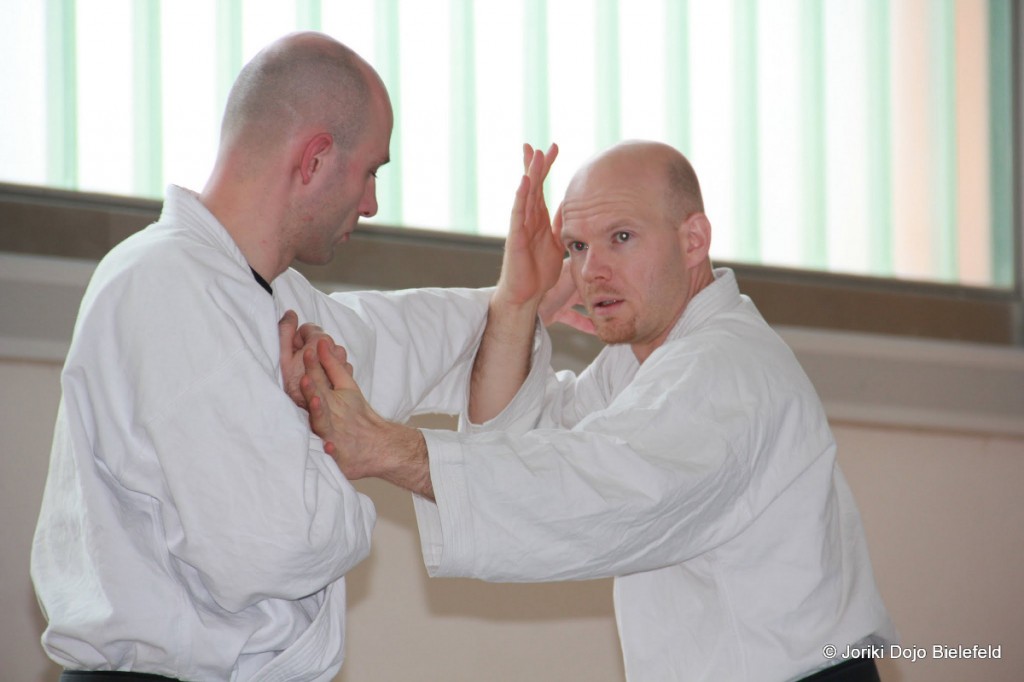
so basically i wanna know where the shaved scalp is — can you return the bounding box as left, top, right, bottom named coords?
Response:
left=220, top=32, right=377, bottom=157
left=664, top=150, right=704, bottom=225
left=570, top=140, right=705, bottom=227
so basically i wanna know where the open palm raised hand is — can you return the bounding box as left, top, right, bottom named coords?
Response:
left=495, top=143, right=563, bottom=308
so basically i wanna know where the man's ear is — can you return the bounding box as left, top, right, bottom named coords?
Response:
left=681, top=212, right=712, bottom=267
left=299, top=133, right=334, bottom=185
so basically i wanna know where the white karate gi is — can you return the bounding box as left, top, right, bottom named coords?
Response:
left=414, top=268, right=896, bottom=681
left=31, top=186, right=489, bottom=681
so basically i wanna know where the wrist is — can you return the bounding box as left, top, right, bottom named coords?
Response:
left=491, top=282, right=543, bottom=314
left=380, top=423, right=433, bottom=499
left=488, top=292, right=542, bottom=334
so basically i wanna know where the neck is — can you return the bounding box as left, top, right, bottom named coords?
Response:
left=200, top=163, right=291, bottom=282
left=689, top=261, right=716, bottom=296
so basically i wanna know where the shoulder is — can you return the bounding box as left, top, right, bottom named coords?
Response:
left=67, top=225, right=277, bottom=420
left=639, top=308, right=813, bottom=409
left=98, top=216, right=257, bottom=304
left=75, top=219, right=269, bottom=365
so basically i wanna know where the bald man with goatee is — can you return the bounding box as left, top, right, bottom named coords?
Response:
left=301, top=141, right=896, bottom=682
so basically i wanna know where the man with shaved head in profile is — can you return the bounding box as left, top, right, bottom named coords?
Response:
left=32, top=32, right=496, bottom=681
left=300, top=141, right=897, bottom=682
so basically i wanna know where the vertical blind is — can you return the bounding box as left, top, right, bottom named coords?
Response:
left=0, top=0, right=1015, bottom=287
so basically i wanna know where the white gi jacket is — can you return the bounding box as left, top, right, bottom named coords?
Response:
left=414, top=268, right=896, bottom=681
left=31, top=186, right=490, bottom=681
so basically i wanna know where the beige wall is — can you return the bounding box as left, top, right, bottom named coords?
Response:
left=835, top=423, right=1024, bottom=681
left=2, top=361, right=63, bottom=682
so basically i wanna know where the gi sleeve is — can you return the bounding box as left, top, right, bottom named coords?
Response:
left=414, top=338, right=828, bottom=582
left=313, top=286, right=494, bottom=421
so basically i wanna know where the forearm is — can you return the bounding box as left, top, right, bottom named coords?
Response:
left=468, top=295, right=540, bottom=424
left=468, top=145, right=561, bottom=423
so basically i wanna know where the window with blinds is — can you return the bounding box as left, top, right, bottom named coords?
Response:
left=0, top=0, right=1016, bottom=288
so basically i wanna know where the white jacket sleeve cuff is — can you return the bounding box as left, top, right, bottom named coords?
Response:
left=412, top=428, right=476, bottom=577
left=459, top=321, right=553, bottom=435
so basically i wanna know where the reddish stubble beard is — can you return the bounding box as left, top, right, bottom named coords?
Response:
left=594, top=319, right=637, bottom=345
left=590, top=310, right=635, bottom=346
left=580, top=287, right=638, bottom=346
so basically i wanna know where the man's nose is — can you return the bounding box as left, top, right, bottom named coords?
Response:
left=580, top=249, right=610, bottom=281
left=360, top=177, right=378, bottom=218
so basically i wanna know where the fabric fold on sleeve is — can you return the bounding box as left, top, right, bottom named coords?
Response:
left=412, top=429, right=477, bottom=577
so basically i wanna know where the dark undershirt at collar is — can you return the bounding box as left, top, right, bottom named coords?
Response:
left=249, top=266, right=273, bottom=295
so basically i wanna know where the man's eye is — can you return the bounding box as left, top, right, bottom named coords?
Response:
left=568, top=241, right=587, bottom=252
left=613, top=231, right=630, bottom=243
